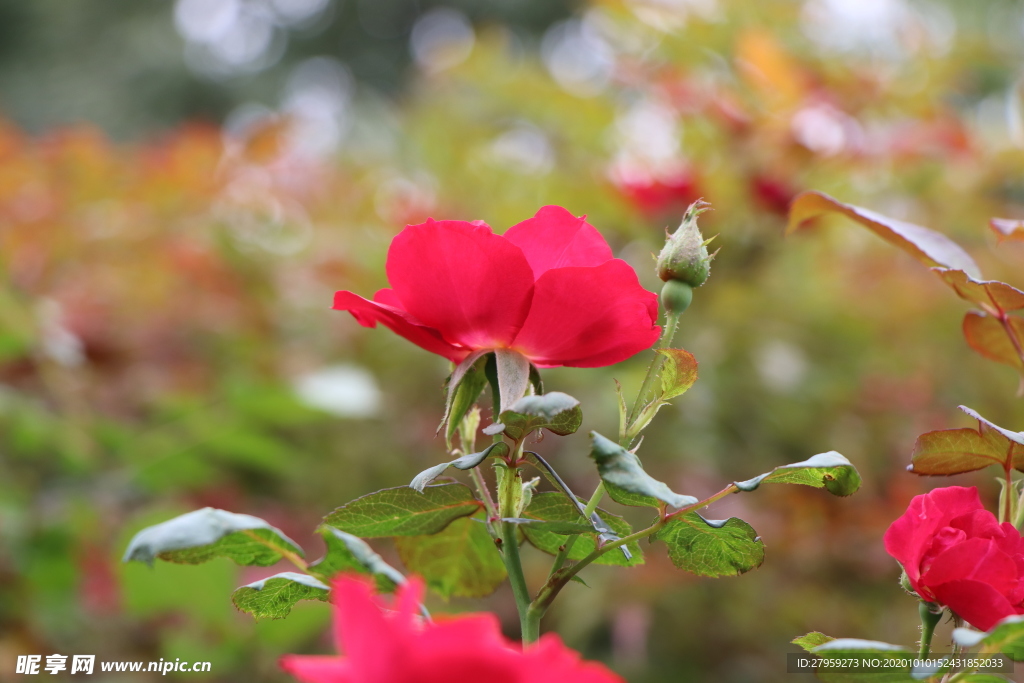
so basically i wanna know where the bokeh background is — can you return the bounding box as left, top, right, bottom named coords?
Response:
left=2, top=0, right=1024, bottom=680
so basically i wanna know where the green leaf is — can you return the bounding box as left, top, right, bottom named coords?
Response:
left=500, top=517, right=596, bottom=535
left=956, top=676, right=1013, bottom=682
left=309, top=527, right=404, bottom=592
left=458, top=407, right=481, bottom=453
left=910, top=407, right=1024, bottom=476
left=657, top=349, right=698, bottom=400
left=493, top=348, right=531, bottom=412
left=624, top=350, right=698, bottom=440
left=497, top=392, right=583, bottom=441
left=529, top=364, right=544, bottom=396
left=324, top=483, right=483, bottom=538
left=653, top=512, right=764, bottom=577
left=614, top=379, right=628, bottom=443
left=523, top=451, right=631, bottom=559
left=589, top=432, right=697, bottom=509
left=231, top=572, right=329, bottom=620
left=954, top=616, right=1024, bottom=661
left=793, top=632, right=835, bottom=652
left=123, top=508, right=303, bottom=567
left=734, top=452, right=861, bottom=496
left=409, top=442, right=510, bottom=492
left=394, top=514, right=506, bottom=599
left=787, top=191, right=981, bottom=277
left=520, top=492, right=643, bottom=567
left=810, top=639, right=917, bottom=683
left=442, top=353, right=489, bottom=449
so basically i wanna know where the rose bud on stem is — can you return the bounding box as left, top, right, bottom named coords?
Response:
left=627, top=200, right=716, bottom=430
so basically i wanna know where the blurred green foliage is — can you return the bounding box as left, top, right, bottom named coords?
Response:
left=2, top=0, right=1024, bottom=680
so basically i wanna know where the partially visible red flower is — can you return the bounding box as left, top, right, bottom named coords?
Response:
left=280, top=576, right=623, bottom=683
left=749, top=174, right=798, bottom=217
left=884, top=486, right=1024, bottom=631
left=613, top=169, right=702, bottom=218
left=334, top=206, right=659, bottom=368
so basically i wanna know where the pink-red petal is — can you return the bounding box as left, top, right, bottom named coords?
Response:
left=884, top=486, right=985, bottom=587
left=523, top=634, right=625, bottom=683
left=502, top=206, right=614, bottom=278
left=921, top=538, right=1019, bottom=596
left=385, top=219, right=535, bottom=349
left=933, top=579, right=1023, bottom=632
left=511, top=260, right=659, bottom=367
left=332, top=290, right=469, bottom=363
left=279, top=656, right=353, bottom=683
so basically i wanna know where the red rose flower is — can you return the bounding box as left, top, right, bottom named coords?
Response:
left=280, top=576, right=623, bottom=683
left=884, top=486, right=1024, bottom=631
left=333, top=206, right=660, bottom=368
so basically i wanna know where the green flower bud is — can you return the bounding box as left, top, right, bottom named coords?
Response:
left=660, top=280, right=693, bottom=315
left=656, top=200, right=715, bottom=287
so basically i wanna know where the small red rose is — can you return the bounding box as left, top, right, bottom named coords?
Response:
left=884, top=486, right=1024, bottom=631
left=280, top=576, right=623, bottom=683
left=333, top=206, right=660, bottom=368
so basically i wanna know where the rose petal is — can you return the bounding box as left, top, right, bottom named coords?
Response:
left=386, top=219, right=535, bottom=349
left=884, top=486, right=985, bottom=587
left=932, top=579, right=1022, bottom=632
left=918, top=527, right=966, bottom=584
left=949, top=509, right=1006, bottom=539
left=279, top=655, right=353, bottom=683
left=511, top=260, right=660, bottom=367
left=921, top=538, right=1019, bottom=596
left=333, top=290, right=470, bottom=363
left=332, top=577, right=402, bottom=678
left=502, top=206, right=614, bottom=278
left=523, top=634, right=626, bottom=683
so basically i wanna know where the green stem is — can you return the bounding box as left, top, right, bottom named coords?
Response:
left=530, top=482, right=739, bottom=623
left=502, top=517, right=535, bottom=642
left=497, top=461, right=535, bottom=643
left=546, top=482, right=607, bottom=579
left=530, top=292, right=687, bottom=634
left=626, top=311, right=681, bottom=428
left=470, top=467, right=498, bottom=523
left=530, top=516, right=666, bottom=621
left=918, top=601, right=942, bottom=658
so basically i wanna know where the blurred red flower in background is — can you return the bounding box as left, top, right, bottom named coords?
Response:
left=612, top=169, right=702, bottom=218
left=884, top=486, right=1024, bottom=631
left=333, top=206, right=660, bottom=368
left=280, top=576, right=623, bottom=683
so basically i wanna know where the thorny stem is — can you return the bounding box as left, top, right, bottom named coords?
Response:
left=470, top=466, right=498, bottom=526
left=530, top=304, right=690, bottom=631
left=546, top=482, right=607, bottom=580
left=496, top=451, right=535, bottom=643
left=529, top=482, right=739, bottom=624
left=918, top=601, right=942, bottom=659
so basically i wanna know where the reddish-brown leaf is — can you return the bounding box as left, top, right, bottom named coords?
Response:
left=787, top=191, right=981, bottom=277
left=962, top=311, right=1024, bottom=371
left=909, top=407, right=1024, bottom=476
left=932, top=268, right=1024, bottom=315
left=990, top=217, right=1024, bottom=242
left=656, top=348, right=698, bottom=400
left=910, top=428, right=1009, bottom=475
